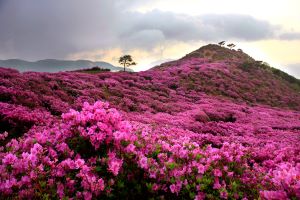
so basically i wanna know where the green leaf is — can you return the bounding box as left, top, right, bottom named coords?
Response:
left=117, top=181, right=124, bottom=188
left=146, top=182, right=153, bottom=190
left=185, top=184, right=191, bottom=190
left=121, top=140, right=130, bottom=147
left=170, top=177, right=176, bottom=184
left=95, top=166, right=102, bottom=172
left=189, top=192, right=195, bottom=199
left=39, top=181, right=47, bottom=188
left=166, top=162, right=176, bottom=170
left=196, top=154, right=203, bottom=160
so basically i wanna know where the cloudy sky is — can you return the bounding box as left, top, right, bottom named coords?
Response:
left=0, top=0, right=299, bottom=77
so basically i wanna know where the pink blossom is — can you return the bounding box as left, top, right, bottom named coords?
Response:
left=108, top=153, right=123, bottom=176
left=220, top=191, right=228, bottom=199
left=75, top=159, right=85, bottom=169
left=260, top=190, right=288, bottom=200
left=213, top=178, right=222, bottom=189
left=125, top=143, right=136, bottom=153
left=83, top=191, right=92, bottom=200
left=139, top=156, right=148, bottom=169
left=57, top=183, right=64, bottom=199
left=195, top=192, right=205, bottom=200
left=169, top=184, right=176, bottom=193
left=2, top=153, right=17, bottom=165
left=213, top=169, right=222, bottom=177
left=0, top=131, right=8, bottom=140
left=97, top=178, right=105, bottom=191
left=197, top=164, right=205, bottom=174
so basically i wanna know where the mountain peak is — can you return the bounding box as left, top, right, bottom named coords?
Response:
left=182, top=44, right=254, bottom=63
left=152, top=44, right=255, bottom=70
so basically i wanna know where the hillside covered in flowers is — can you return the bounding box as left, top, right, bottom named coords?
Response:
left=0, top=45, right=300, bottom=199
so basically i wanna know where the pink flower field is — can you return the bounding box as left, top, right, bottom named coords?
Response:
left=0, top=45, right=300, bottom=199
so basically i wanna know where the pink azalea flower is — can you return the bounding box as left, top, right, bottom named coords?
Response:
left=2, top=153, right=17, bottom=165
left=260, top=190, right=288, bottom=200
left=213, top=178, right=222, bottom=189
left=108, top=154, right=123, bottom=176
left=139, top=156, right=148, bottom=169
left=220, top=191, right=228, bottom=199
left=97, top=178, right=105, bottom=191
left=213, top=169, right=222, bottom=177
left=197, top=164, right=205, bottom=174
left=195, top=192, right=205, bottom=200
left=57, top=183, right=65, bottom=199
left=83, top=191, right=92, bottom=200
left=169, top=184, right=176, bottom=193
left=75, top=159, right=85, bottom=169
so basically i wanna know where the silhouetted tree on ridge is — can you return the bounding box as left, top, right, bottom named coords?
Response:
left=227, top=43, right=236, bottom=49
left=119, top=55, right=136, bottom=72
left=218, top=41, right=226, bottom=46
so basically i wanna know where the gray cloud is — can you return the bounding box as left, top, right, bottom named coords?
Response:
left=0, top=0, right=293, bottom=60
left=123, top=29, right=165, bottom=49
left=0, top=0, right=119, bottom=59
left=199, top=14, right=277, bottom=41
left=279, top=32, right=300, bottom=40
left=120, top=11, right=278, bottom=45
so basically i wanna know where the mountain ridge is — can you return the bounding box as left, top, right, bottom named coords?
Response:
left=183, top=44, right=255, bottom=62
left=153, top=44, right=300, bottom=87
left=153, top=44, right=257, bottom=70
left=0, top=59, right=123, bottom=72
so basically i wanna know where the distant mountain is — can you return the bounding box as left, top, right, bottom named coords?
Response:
left=0, top=59, right=124, bottom=72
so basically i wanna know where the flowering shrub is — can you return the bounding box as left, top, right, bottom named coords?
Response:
left=0, top=47, right=300, bottom=199
left=0, top=101, right=138, bottom=199
left=260, top=163, right=300, bottom=199
left=0, top=102, right=51, bottom=144
left=130, top=125, right=263, bottom=199
left=0, top=101, right=299, bottom=199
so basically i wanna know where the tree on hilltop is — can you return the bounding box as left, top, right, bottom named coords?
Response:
left=227, top=43, right=236, bottom=49
left=218, top=41, right=226, bottom=46
left=119, top=55, right=136, bottom=72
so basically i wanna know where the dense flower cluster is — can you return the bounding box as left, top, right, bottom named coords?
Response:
left=0, top=101, right=299, bottom=199
left=0, top=101, right=136, bottom=199
left=0, top=48, right=300, bottom=199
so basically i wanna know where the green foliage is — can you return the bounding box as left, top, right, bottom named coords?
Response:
left=74, top=67, right=110, bottom=74
left=66, top=135, right=98, bottom=159
left=269, top=67, right=300, bottom=88
left=239, top=61, right=258, bottom=72
left=240, top=61, right=300, bottom=90
left=166, top=162, right=177, bottom=170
